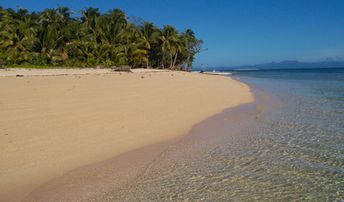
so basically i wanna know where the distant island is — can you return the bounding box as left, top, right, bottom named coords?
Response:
left=198, top=60, right=344, bottom=71
left=0, top=6, right=202, bottom=70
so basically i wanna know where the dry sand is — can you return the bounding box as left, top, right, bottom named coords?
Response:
left=0, top=69, right=253, bottom=201
left=0, top=67, right=168, bottom=77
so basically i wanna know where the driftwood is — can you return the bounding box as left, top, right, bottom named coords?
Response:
left=111, top=65, right=132, bottom=72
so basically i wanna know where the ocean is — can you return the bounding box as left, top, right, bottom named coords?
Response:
left=110, top=68, right=344, bottom=201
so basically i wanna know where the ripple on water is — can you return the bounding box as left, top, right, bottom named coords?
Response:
left=105, top=71, right=344, bottom=201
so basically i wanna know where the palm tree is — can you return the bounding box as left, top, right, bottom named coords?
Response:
left=80, top=7, right=100, bottom=32
left=0, top=6, right=201, bottom=69
left=139, top=22, right=161, bottom=68
left=124, top=24, right=150, bottom=68
left=161, top=25, right=182, bottom=69
left=0, top=8, right=35, bottom=64
left=181, top=29, right=203, bottom=70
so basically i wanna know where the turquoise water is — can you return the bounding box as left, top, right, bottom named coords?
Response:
left=109, top=68, right=344, bottom=201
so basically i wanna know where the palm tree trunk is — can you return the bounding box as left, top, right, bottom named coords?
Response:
left=161, top=56, right=164, bottom=68
left=172, top=51, right=178, bottom=69
left=169, top=53, right=173, bottom=69
left=186, top=56, right=191, bottom=71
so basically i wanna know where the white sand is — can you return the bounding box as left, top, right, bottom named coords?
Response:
left=0, top=67, right=168, bottom=77
left=0, top=69, right=253, bottom=201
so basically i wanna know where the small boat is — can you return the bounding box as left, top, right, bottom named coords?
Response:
left=202, top=71, right=232, bottom=76
left=197, top=66, right=232, bottom=76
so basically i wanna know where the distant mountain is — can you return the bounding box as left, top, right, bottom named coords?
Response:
left=205, top=60, right=344, bottom=71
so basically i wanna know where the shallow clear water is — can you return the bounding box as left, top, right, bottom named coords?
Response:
left=109, top=68, right=344, bottom=201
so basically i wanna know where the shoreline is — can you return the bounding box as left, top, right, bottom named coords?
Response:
left=106, top=85, right=274, bottom=201
left=27, top=84, right=265, bottom=201
left=25, top=132, right=180, bottom=201
left=0, top=69, right=253, bottom=201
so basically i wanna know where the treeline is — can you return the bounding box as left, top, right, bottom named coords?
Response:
left=0, top=6, right=202, bottom=70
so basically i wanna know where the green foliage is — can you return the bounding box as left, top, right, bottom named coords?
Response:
left=0, top=6, right=202, bottom=69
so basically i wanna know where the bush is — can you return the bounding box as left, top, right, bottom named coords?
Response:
left=102, top=59, right=115, bottom=67
left=30, top=55, right=48, bottom=66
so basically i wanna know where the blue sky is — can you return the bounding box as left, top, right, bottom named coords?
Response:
left=1, top=0, right=344, bottom=67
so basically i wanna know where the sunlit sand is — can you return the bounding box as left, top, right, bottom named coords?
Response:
left=0, top=69, right=253, bottom=201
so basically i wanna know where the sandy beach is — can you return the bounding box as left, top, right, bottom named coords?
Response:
left=0, top=69, right=253, bottom=201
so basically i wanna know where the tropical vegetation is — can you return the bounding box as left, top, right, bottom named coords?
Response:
left=0, top=6, right=202, bottom=70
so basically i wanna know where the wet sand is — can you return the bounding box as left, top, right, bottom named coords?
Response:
left=0, top=69, right=253, bottom=201
left=27, top=94, right=263, bottom=202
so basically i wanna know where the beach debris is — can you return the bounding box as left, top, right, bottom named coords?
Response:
left=16, top=74, right=24, bottom=77
left=111, top=65, right=132, bottom=72
left=171, top=74, right=174, bottom=76
left=141, top=75, right=145, bottom=79
left=95, top=65, right=105, bottom=69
